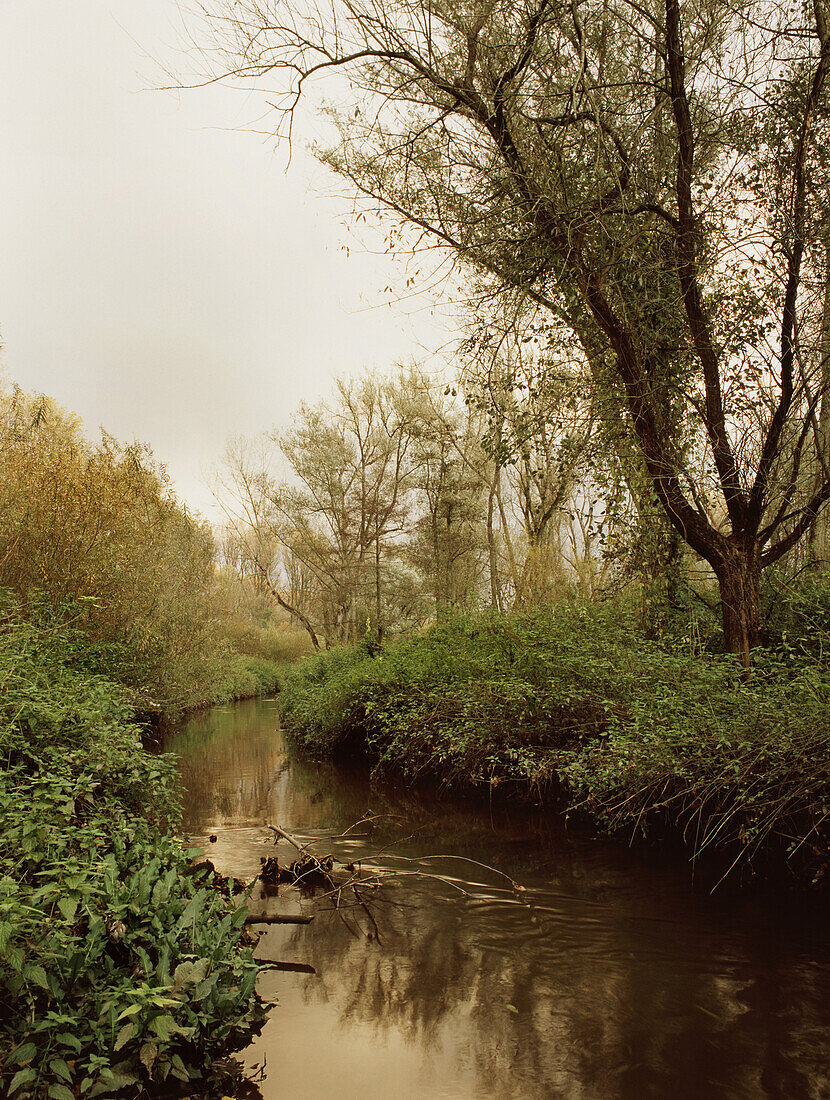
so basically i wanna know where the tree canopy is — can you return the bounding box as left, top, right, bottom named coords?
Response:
left=194, top=0, right=830, bottom=662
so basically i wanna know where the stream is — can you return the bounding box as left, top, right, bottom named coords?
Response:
left=166, top=697, right=830, bottom=1100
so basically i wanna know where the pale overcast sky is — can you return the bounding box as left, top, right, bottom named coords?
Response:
left=0, top=1, right=458, bottom=518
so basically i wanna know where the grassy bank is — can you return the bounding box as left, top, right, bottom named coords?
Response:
left=0, top=600, right=266, bottom=1098
left=180, top=650, right=282, bottom=711
left=278, top=603, right=830, bottom=887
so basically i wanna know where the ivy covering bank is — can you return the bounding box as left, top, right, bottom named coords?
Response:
left=278, top=601, right=830, bottom=887
left=0, top=600, right=265, bottom=1098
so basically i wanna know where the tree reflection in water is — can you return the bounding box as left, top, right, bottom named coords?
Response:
left=167, top=698, right=830, bottom=1100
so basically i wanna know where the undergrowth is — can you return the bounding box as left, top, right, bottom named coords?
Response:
left=0, top=597, right=265, bottom=1097
left=278, top=602, right=830, bottom=886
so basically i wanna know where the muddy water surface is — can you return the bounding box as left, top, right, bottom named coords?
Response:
left=166, top=698, right=830, bottom=1100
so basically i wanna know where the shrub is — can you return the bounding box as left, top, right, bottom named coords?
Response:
left=0, top=386, right=286, bottom=715
left=278, top=602, right=830, bottom=884
left=0, top=599, right=265, bottom=1097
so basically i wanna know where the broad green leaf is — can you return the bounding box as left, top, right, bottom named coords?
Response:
left=58, top=896, right=78, bottom=923
left=8, top=1068, right=36, bottom=1096
left=193, top=973, right=220, bottom=1000
left=0, top=920, right=13, bottom=954
left=151, top=879, right=169, bottom=908
left=10, top=1042, right=36, bottom=1065
left=25, top=965, right=49, bottom=990
left=55, top=1032, right=82, bottom=1053
left=139, top=1041, right=158, bottom=1073
left=156, top=944, right=171, bottom=983
left=170, top=1053, right=190, bottom=1082
left=49, top=1058, right=72, bottom=1082
left=116, top=1003, right=143, bottom=1021
left=176, top=889, right=206, bottom=931
left=173, top=957, right=208, bottom=990
left=150, top=1014, right=177, bottom=1042
left=48, top=1084, right=75, bottom=1100
left=114, top=1023, right=136, bottom=1051
left=88, top=1072, right=139, bottom=1098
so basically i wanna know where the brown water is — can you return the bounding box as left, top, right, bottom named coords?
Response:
left=167, top=697, right=830, bottom=1100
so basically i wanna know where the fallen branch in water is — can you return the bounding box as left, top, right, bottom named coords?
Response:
left=244, top=913, right=314, bottom=925
left=263, top=824, right=339, bottom=890
left=261, top=819, right=532, bottom=943
left=263, top=821, right=386, bottom=940
left=256, top=959, right=317, bottom=974
left=266, top=823, right=311, bottom=855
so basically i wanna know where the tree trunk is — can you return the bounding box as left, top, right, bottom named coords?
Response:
left=445, top=504, right=456, bottom=607
left=375, top=538, right=383, bottom=642
left=256, top=564, right=321, bottom=651
left=494, top=477, right=520, bottom=605
left=430, top=505, right=442, bottom=615
left=714, top=545, right=762, bottom=671
left=487, top=467, right=502, bottom=611
left=808, top=236, right=830, bottom=566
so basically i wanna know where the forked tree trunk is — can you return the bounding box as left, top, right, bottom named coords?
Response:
left=713, top=544, right=762, bottom=671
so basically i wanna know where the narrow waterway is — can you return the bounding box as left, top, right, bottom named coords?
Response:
left=166, top=697, right=830, bottom=1100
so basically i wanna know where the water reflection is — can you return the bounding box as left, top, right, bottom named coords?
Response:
left=167, top=698, right=830, bottom=1100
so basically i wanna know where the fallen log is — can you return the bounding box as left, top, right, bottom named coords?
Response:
left=260, top=854, right=335, bottom=889
left=261, top=825, right=337, bottom=891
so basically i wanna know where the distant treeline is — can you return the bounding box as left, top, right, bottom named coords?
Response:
left=215, top=359, right=830, bottom=659
left=215, top=363, right=628, bottom=652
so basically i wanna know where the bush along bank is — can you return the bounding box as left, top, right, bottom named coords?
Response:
left=0, top=601, right=266, bottom=1098
left=278, top=603, right=830, bottom=888
left=182, top=649, right=283, bottom=712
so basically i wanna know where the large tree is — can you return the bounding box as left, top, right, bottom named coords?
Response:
left=195, top=0, right=830, bottom=663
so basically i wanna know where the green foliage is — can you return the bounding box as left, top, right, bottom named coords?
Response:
left=217, top=616, right=314, bottom=666
left=281, top=605, right=659, bottom=780
left=202, top=650, right=283, bottom=706
left=560, top=644, right=830, bottom=882
left=0, top=601, right=265, bottom=1097
left=761, top=571, right=830, bottom=661
left=0, top=388, right=219, bottom=709
left=279, top=602, right=830, bottom=884
left=0, top=386, right=287, bottom=714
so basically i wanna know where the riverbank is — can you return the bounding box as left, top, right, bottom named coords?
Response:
left=278, top=603, right=830, bottom=889
left=0, top=603, right=267, bottom=1097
